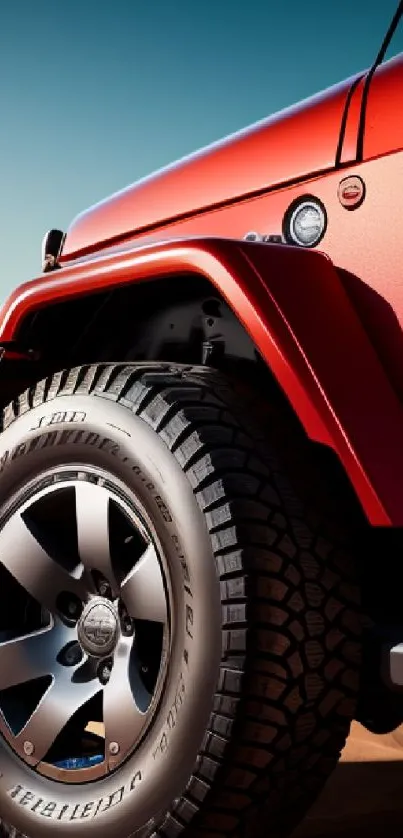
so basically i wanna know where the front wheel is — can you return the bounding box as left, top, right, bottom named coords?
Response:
left=0, top=363, right=361, bottom=838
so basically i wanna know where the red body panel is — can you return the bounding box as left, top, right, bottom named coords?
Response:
left=62, top=75, right=360, bottom=261
left=1, top=50, right=403, bottom=528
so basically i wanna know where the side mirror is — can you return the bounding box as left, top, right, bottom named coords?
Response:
left=41, top=229, right=65, bottom=272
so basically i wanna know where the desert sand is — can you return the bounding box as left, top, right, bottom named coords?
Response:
left=293, top=721, right=403, bottom=837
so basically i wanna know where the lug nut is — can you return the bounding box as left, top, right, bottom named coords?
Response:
left=23, top=741, right=34, bottom=756
left=98, top=659, right=113, bottom=685
left=65, top=597, right=81, bottom=617
left=109, top=741, right=119, bottom=755
left=60, top=642, right=83, bottom=667
left=119, top=604, right=134, bottom=636
left=122, top=618, right=134, bottom=636
left=57, top=592, right=82, bottom=622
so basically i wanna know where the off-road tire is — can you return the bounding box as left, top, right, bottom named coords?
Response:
left=0, top=362, right=362, bottom=838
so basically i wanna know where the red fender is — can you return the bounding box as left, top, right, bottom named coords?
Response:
left=0, top=237, right=402, bottom=526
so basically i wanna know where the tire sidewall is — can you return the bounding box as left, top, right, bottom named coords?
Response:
left=0, top=394, right=223, bottom=838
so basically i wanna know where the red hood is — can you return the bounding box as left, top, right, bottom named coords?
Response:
left=62, top=72, right=362, bottom=261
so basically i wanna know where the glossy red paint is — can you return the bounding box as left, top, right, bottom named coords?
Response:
left=59, top=55, right=402, bottom=269
left=61, top=74, right=362, bottom=261
left=1, top=237, right=403, bottom=527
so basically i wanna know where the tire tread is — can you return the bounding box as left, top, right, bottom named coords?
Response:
left=0, top=362, right=362, bottom=838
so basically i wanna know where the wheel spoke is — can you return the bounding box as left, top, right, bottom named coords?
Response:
left=75, top=482, right=118, bottom=593
left=103, top=636, right=151, bottom=767
left=121, top=543, right=167, bottom=624
left=15, top=666, right=102, bottom=764
left=0, top=513, right=87, bottom=612
left=0, top=625, right=59, bottom=691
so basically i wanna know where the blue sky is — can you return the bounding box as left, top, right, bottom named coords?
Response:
left=0, top=0, right=401, bottom=299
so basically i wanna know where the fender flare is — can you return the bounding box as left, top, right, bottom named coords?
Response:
left=1, top=236, right=402, bottom=526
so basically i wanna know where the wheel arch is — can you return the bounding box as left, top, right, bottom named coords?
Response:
left=0, top=236, right=402, bottom=525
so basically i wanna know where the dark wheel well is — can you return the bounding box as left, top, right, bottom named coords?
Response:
left=16, top=274, right=256, bottom=366
left=1, top=272, right=365, bottom=518
left=3, top=273, right=283, bottom=413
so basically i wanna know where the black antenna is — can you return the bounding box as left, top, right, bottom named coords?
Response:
left=372, top=0, right=403, bottom=68
left=357, top=0, right=403, bottom=159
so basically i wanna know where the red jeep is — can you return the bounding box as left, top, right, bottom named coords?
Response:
left=1, top=5, right=403, bottom=838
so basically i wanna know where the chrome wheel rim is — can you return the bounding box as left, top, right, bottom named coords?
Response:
left=0, top=467, right=171, bottom=783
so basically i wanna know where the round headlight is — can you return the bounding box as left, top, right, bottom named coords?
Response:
left=287, top=199, right=326, bottom=247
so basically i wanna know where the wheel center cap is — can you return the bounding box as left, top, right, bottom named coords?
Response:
left=77, top=598, right=119, bottom=657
